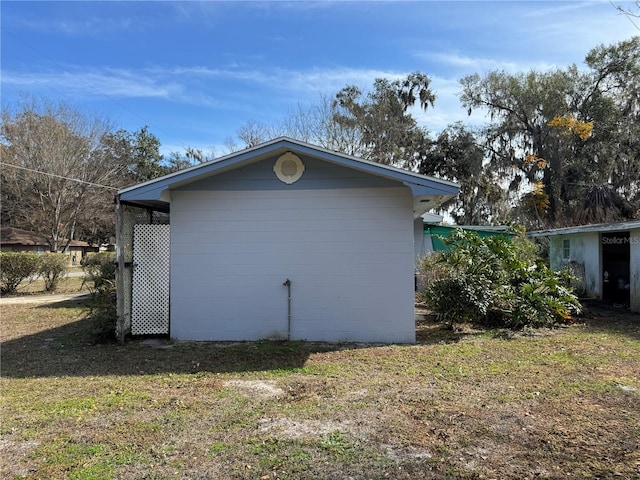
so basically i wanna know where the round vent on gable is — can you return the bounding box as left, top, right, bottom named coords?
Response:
left=274, top=152, right=305, bottom=184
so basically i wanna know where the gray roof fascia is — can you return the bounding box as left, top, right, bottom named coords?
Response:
left=528, top=220, right=640, bottom=237
left=119, top=139, right=290, bottom=201
left=276, top=138, right=460, bottom=192
left=119, top=137, right=460, bottom=203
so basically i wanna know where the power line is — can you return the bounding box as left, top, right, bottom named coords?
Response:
left=0, top=162, right=119, bottom=191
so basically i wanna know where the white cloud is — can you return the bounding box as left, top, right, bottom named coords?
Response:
left=164, top=65, right=402, bottom=93
left=9, top=16, right=141, bottom=35
left=514, top=2, right=638, bottom=61
left=1, top=69, right=178, bottom=99
left=414, top=2, right=637, bottom=80
left=285, top=67, right=405, bottom=93
left=418, top=52, right=558, bottom=75
left=520, top=1, right=597, bottom=18
left=2, top=64, right=409, bottom=103
left=2, top=63, right=483, bottom=135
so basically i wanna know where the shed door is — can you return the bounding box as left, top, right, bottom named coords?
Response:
left=602, top=231, right=630, bottom=305
left=131, top=224, right=170, bottom=335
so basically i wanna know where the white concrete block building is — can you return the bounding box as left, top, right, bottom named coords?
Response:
left=116, top=138, right=459, bottom=343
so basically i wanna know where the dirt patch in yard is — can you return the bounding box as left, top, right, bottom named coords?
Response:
left=0, top=438, right=40, bottom=478
left=225, top=379, right=286, bottom=399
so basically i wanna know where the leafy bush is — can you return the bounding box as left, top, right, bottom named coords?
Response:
left=82, top=252, right=116, bottom=339
left=506, top=268, right=580, bottom=328
left=82, top=252, right=116, bottom=296
left=426, top=273, right=498, bottom=328
left=420, top=229, right=581, bottom=329
left=0, top=252, right=40, bottom=294
left=38, top=253, right=68, bottom=292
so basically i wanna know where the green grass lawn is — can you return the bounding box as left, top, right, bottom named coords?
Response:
left=1, top=300, right=639, bottom=479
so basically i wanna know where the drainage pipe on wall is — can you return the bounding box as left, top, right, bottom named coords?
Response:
left=283, top=278, right=292, bottom=341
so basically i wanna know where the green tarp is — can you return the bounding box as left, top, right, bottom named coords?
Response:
left=425, top=225, right=513, bottom=252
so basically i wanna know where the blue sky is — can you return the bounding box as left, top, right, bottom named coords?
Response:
left=2, top=1, right=638, bottom=156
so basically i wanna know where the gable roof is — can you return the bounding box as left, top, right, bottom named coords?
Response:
left=1, top=227, right=49, bottom=247
left=528, top=219, right=640, bottom=237
left=119, top=137, right=459, bottom=214
left=0, top=227, right=90, bottom=248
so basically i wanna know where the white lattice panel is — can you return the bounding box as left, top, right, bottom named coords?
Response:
left=131, top=224, right=170, bottom=335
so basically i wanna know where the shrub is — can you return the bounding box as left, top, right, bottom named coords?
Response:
left=82, top=252, right=116, bottom=339
left=505, top=267, right=581, bottom=329
left=426, top=273, right=498, bottom=329
left=0, top=252, right=40, bottom=294
left=421, top=232, right=507, bottom=327
left=38, top=253, right=69, bottom=292
left=82, top=252, right=116, bottom=296
left=419, top=229, right=581, bottom=329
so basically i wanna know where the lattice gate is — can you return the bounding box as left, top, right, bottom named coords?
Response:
left=131, top=224, right=171, bottom=335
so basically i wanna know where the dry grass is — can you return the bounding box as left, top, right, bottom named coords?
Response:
left=8, top=275, right=88, bottom=295
left=1, top=300, right=639, bottom=479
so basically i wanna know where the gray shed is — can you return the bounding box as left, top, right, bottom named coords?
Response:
left=116, top=138, right=459, bottom=343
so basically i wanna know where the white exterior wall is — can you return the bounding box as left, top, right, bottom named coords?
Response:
left=549, top=232, right=601, bottom=297
left=549, top=229, right=640, bottom=312
left=630, top=228, right=640, bottom=313
left=414, top=218, right=427, bottom=260
left=170, top=186, right=416, bottom=343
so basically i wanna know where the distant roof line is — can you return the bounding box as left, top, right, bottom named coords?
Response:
left=528, top=220, right=640, bottom=236
left=0, top=226, right=90, bottom=247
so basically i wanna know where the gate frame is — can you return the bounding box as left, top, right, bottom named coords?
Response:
left=115, top=197, right=170, bottom=344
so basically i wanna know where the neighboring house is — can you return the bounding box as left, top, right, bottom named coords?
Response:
left=529, top=220, right=640, bottom=313
left=116, top=137, right=460, bottom=343
left=0, top=227, right=96, bottom=265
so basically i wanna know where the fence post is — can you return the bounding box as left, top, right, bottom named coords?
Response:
left=115, top=196, right=126, bottom=344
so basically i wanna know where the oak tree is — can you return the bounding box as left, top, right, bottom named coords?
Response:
left=460, top=37, right=640, bottom=228
left=1, top=98, right=125, bottom=249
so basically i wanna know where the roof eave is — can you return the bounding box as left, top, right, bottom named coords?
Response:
left=118, top=137, right=460, bottom=205
left=528, top=220, right=640, bottom=237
